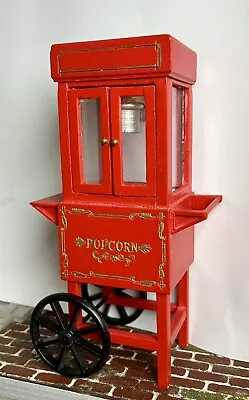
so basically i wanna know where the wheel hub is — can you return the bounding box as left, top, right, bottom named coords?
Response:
left=60, top=330, right=74, bottom=345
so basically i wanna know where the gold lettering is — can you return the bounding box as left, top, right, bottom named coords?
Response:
left=100, top=239, right=108, bottom=250
left=108, top=241, right=115, bottom=251
left=131, top=242, right=138, bottom=252
left=94, top=239, right=101, bottom=249
left=123, top=242, right=131, bottom=253
left=103, top=239, right=109, bottom=250
left=77, top=237, right=152, bottom=255
left=86, top=238, right=93, bottom=248
left=116, top=241, right=123, bottom=252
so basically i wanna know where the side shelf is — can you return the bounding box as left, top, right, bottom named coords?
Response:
left=171, top=194, right=222, bottom=233
left=30, top=193, right=62, bottom=225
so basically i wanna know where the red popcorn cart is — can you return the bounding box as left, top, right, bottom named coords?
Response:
left=30, top=34, right=222, bottom=388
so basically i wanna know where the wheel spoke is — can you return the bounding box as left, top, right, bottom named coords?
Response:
left=101, top=303, right=111, bottom=317
left=75, top=336, right=102, bottom=357
left=117, top=306, right=128, bottom=320
left=38, top=315, right=60, bottom=332
left=83, top=312, right=92, bottom=323
left=70, top=343, right=89, bottom=373
left=51, top=301, right=67, bottom=329
left=31, top=292, right=111, bottom=377
left=37, top=336, right=60, bottom=348
left=95, top=296, right=108, bottom=310
left=69, top=305, right=81, bottom=329
left=74, top=325, right=100, bottom=336
left=56, top=344, right=68, bottom=372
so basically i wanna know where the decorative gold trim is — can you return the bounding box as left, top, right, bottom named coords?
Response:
left=60, top=206, right=69, bottom=277
left=59, top=42, right=161, bottom=74
left=92, top=251, right=136, bottom=266
left=158, top=212, right=166, bottom=240
left=60, top=207, right=167, bottom=290
left=139, top=244, right=152, bottom=253
left=158, top=212, right=167, bottom=290
left=70, top=208, right=155, bottom=220
left=129, top=213, right=154, bottom=220
left=156, top=43, right=162, bottom=69
left=72, top=270, right=156, bottom=288
left=75, top=237, right=86, bottom=247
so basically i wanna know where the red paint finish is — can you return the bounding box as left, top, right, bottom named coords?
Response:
left=51, top=34, right=197, bottom=84
left=31, top=34, right=222, bottom=388
left=68, top=87, right=112, bottom=194
left=58, top=203, right=167, bottom=292
left=110, top=85, right=156, bottom=197
left=30, top=194, right=62, bottom=224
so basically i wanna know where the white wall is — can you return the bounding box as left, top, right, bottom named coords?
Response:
left=1, top=0, right=249, bottom=361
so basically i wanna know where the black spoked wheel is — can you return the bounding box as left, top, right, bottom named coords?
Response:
left=30, top=293, right=110, bottom=378
left=81, top=284, right=147, bottom=325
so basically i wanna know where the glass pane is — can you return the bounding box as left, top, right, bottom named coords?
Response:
left=121, top=96, right=146, bottom=183
left=172, top=87, right=185, bottom=190
left=80, top=99, right=102, bottom=184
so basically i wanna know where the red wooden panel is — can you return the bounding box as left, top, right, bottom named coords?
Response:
left=169, top=226, right=194, bottom=292
left=58, top=45, right=159, bottom=75
left=58, top=83, right=73, bottom=200
left=110, top=85, right=156, bottom=197
left=68, top=87, right=112, bottom=194
left=51, top=34, right=197, bottom=84
left=58, top=204, right=168, bottom=293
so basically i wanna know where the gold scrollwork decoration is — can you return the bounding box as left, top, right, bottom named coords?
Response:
left=71, top=208, right=94, bottom=216
left=158, top=212, right=167, bottom=289
left=60, top=206, right=167, bottom=290
left=138, top=244, right=152, bottom=254
left=159, top=242, right=167, bottom=279
left=71, top=270, right=156, bottom=288
left=75, top=237, right=86, bottom=247
left=70, top=208, right=155, bottom=220
left=61, top=207, right=69, bottom=276
left=92, top=251, right=136, bottom=266
left=158, top=212, right=166, bottom=240
left=129, top=213, right=155, bottom=220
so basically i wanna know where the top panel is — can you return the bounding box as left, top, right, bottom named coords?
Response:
left=50, top=34, right=197, bottom=84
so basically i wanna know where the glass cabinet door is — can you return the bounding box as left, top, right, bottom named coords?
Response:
left=68, top=87, right=112, bottom=194
left=110, top=86, right=156, bottom=197
left=172, top=86, right=185, bottom=191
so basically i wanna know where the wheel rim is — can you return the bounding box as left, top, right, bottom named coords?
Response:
left=30, top=293, right=110, bottom=378
left=81, top=284, right=147, bottom=325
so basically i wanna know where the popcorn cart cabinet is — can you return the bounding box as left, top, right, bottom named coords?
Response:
left=30, top=34, right=222, bottom=388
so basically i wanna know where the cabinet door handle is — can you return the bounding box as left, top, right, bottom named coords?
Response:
left=111, top=139, right=119, bottom=146
left=101, top=138, right=109, bottom=145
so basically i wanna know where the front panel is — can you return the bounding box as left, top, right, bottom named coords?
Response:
left=58, top=204, right=168, bottom=293
left=68, top=87, right=112, bottom=194
left=110, top=85, right=156, bottom=197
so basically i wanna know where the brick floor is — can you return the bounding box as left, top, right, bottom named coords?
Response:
left=0, top=320, right=249, bottom=400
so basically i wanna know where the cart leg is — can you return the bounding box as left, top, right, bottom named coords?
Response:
left=178, top=271, right=189, bottom=347
left=156, top=293, right=171, bottom=388
left=68, top=281, right=82, bottom=297
left=67, top=282, right=82, bottom=328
